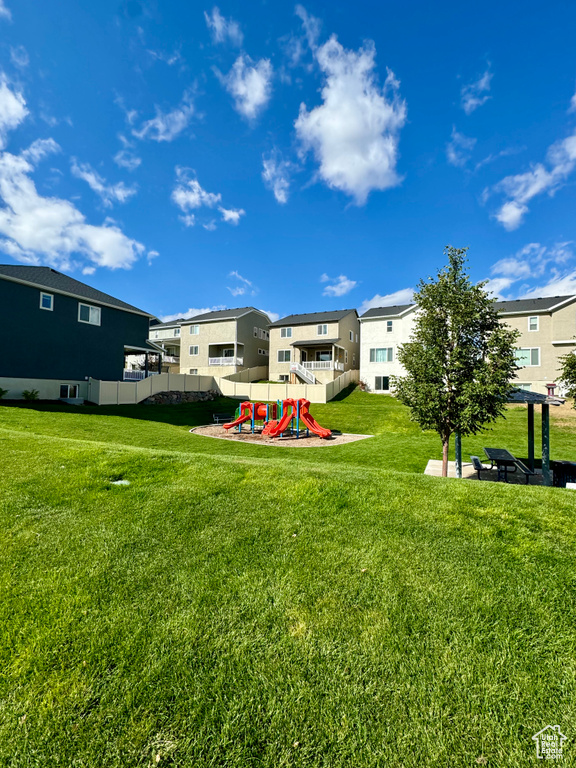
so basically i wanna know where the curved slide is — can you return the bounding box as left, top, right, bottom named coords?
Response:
left=265, top=403, right=296, bottom=438
left=298, top=399, right=332, bottom=438
left=223, top=402, right=252, bottom=430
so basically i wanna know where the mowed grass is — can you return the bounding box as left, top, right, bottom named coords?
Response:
left=1, top=391, right=576, bottom=766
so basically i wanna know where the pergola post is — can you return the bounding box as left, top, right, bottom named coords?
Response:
left=527, top=403, right=535, bottom=471
left=541, top=404, right=551, bottom=486
left=455, top=431, right=462, bottom=479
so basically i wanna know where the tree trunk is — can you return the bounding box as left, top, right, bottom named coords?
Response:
left=442, top=436, right=450, bottom=477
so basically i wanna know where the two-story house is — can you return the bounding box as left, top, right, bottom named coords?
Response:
left=496, top=295, right=576, bottom=394
left=148, top=318, right=183, bottom=372
left=0, top=264, right=157, bottom=399
left=268, top=309, right=360, bottom=385
left=359, top=303, right=416, bottom=392
left=360, top=295, right=576, bottom=395
left=178, top=307, right=270, bottom=376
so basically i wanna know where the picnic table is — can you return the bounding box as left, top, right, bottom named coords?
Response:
left=482, top=447, right=534, bottom=483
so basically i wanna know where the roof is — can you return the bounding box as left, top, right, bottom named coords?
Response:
left=495, top=295, right=575, bottom=314
left=291, top=338, right=340, bottom=347
left=507, top=388, right=565, bottom=406
left=269, top=309, right=357, bottom=327
left=149, top=318, right=186, bottom=329
left=0, top=265, right=154, bottom=318
left=180, top=306, right=269, bottom=324
left=360, top=303, right=415, bottom=319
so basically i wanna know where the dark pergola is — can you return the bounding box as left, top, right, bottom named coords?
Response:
left=507, top=389, right=565, bottom=486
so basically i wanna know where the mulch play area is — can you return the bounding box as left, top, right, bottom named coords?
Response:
left=190, top=424, right=373, bottom=448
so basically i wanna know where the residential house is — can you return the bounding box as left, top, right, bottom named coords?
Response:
left=359, top=303, right=416, bottom=393
left=359, top=295, right=576, bottom=396
left=0, top=264, right=157, bottom=399
left=178, top=307, right=270, bottom=376
left=268, top=309, right=360, bottom=385
left=496, top=295, right=576, bottom=394
left=148, top=318, right=183, bottom=372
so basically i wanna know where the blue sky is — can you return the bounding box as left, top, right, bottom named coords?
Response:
left=1, top=0, right=576, bottom=322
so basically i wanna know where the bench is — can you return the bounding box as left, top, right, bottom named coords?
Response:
left=513, top=459, right=535, bottom=484
left=470, top=456, right=491, bottom=480
left=212, top=413, right=233, bottom=425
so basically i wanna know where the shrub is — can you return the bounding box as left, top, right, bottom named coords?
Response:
left=22, top=389, right=39, bottom=401
left=0, top=387, right=8, bottom=400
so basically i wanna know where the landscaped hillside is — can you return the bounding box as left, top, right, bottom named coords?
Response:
left=1, top=391, right=575, bottom=766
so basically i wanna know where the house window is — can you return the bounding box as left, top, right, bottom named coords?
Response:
left=40, top=292, right=53, bottom=311
left=189, top=368, right=198, bottom=374
left=265, top=330, right=269, bottom=340
left=281, top=327, right=292, bottom=338
left=59, top=384, right=79, bottom=398
left=189, top=345, right=199, bottom=356
left=387, top=320, right=393, bottom=332
left=78, top=303, right=101, bottom=326
left=355, top=334, right=358, bottom=343
left=279, top=374, right=289, bottom=382
left=190, top=325, right=199, bottom=335
left=278, top=350, right=291, bottom=363
left=375, top=376, right=390, bottom=391
left=514, top=348, right=540, bottom=367
left=174, top=328, right=180, bottom=336
left=349, top=330, right=354, bottom=341
left=528, top=316, right=539, bottom=332
left=254, top=326, right=258, bottom=337
left=152, top=330, right=159, bottom=339
left=369, top=347, right=393, bottom=363
left=517, top=382, right=532, bottom=391
left=316, top=350, right=332, bottom=362
left=258, top=348, right=269, bottom=355
left=345, top=350, right=348, bottom=364
left=317, top=324, right=328, bottom=335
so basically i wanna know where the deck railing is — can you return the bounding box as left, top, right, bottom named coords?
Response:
left=208, top=357, right=243, bottom=366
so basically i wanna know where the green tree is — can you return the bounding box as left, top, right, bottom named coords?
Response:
left=558, top=349, right=576, bottom=402
left=393, top=246, right=520, bottom=477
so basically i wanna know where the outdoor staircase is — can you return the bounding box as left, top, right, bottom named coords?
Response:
left=290, top=362, right=316, bottom=385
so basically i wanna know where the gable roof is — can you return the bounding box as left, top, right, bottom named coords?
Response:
left=360, top=303, right=416, bottom=319
left=495, top=295, right=575, bottom=314
left=0, top=265, right=154, bottom=318
left=180, top=306, right=269, bottom=324
left=269, top=309, right=357, bottom=327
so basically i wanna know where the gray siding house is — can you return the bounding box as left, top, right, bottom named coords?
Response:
left=0, top=265, right=157, bottom=395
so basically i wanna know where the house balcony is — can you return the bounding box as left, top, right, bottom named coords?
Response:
left=302, top=361, right=344, bottom=371
left=123, top=370, right=160, bottom=381
left=209, top=357, right=244, bottom=366
left=162, top=355, right=180, bottom=364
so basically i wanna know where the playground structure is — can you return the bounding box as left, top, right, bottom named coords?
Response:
left=223, top=398, right=332, bottom=439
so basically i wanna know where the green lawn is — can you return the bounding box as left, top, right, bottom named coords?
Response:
left=1, top=390, right=575, bottom=766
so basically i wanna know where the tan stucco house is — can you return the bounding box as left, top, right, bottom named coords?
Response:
left=268, top=309, right=360, bottom=384
left=178, top=306, right=270, bottom=376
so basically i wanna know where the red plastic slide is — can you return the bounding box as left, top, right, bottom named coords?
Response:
left=223, top=401, right=252, bottom=430
left=265, top=400, right=296, bottom=437
left=298, top=399, right=332, bottom=438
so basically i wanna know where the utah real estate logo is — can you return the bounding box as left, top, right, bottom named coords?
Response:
left=532, top=725, right=567, bottom=760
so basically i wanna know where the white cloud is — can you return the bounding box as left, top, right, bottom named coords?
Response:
left=21, top=138, right=60, bottom=164
left=114, top=135, right=141, bottom=172
left=485, top=242, right=575, bottom=298
left=160, top=305, right=226, bottom=323
left=216, top=54, right=273, bottom=121
left=147, top=48, right=183, bottom=67
left=204, top=7, right=243, bottom=46
left=218, top=206, right=245, bottom=224
left=10, top=45, right=28, bottom=68
left=520, top=271, right=576, bottom=299
left=0, top=151, right=145, bottom=271
left=147, top=249, right=159, bottom=265
left=295, top=5, right=321, bottom=51
left=320, top=273, right=357, bottom=297
left=461, top=68, right=492, bottom=115
left=295, top=36, right=407, bottom=205
left=259, top=308, right=279, bottom=323
left=262, top=151, right=292, bottom=203
left=227, top=270, right=255, bottom=296
left=358, top=287, right=414, bottom=316
left=487, top=130, right=576, bottom=229
left=0, top=1, right=11, bottom=21
left=132, top=92, right=194, bottom=142
left=71, top=159, right=137, bottom=207
left=171, top=168, right=244, bottom=228
left=446, top=127, right=476, bottom=167
left=0, top=75, right=28, bottom=148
